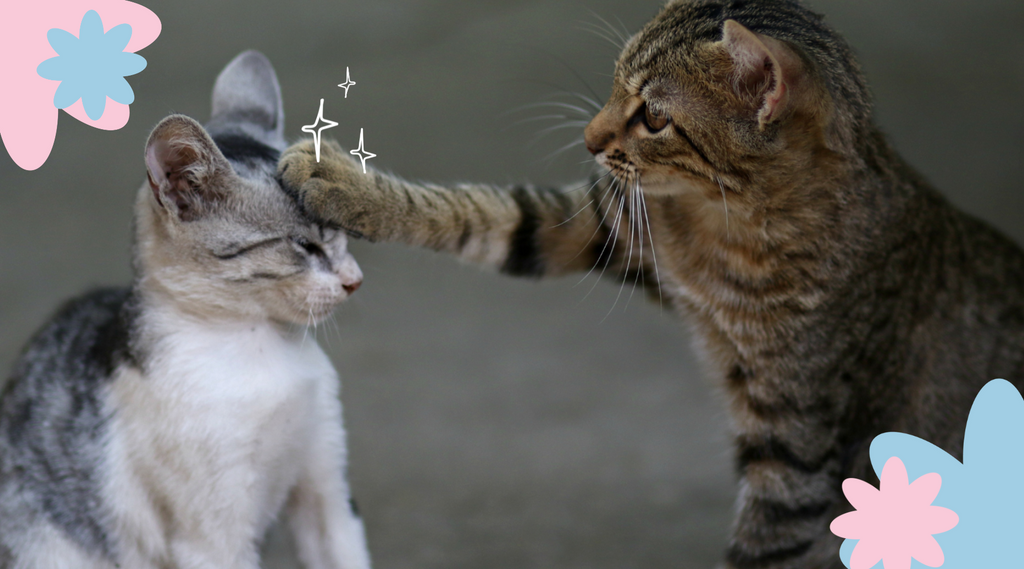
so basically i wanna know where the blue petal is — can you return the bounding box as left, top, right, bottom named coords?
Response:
left=81, top=90, right=107, bottom=120
left=112, top=52, right=147, bottom=76
left=78, top=10, right=104, bottom=43
left=53, top=80, right=82, bottom=109
left=36, top=56, right=68, bottom=81
left=46, top=28, right=80, bottom=57
left=963, top=379, right=1024, bottom=472
left=103, top=23, right=133, bottom=53
left=106, top=77, right=135, bottom=105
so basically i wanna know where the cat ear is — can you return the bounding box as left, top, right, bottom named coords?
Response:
left=144, top=115, right=233, bottom=221
left=207, top=50, right=286, bottom=150
left=720, top=20, right=801, bottom=127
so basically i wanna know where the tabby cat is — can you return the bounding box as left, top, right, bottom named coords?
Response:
left=277, top=0, right=1024, bottom=567
left=0, top=51, right=370, bottom=569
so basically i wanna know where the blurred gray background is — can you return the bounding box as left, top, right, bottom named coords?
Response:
left=1, top=0, right=1022, bottom=567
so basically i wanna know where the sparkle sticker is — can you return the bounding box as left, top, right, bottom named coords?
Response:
left=337, top=66, right=356, bottom=98
left=349, top=128, right=375, bottom=174
left=300, top=98, right=338, bottom=163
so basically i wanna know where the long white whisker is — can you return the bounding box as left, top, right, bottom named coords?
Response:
left=584, top=177, right=627, bottom=302
left=604, top=173, right=637, bottom=321
left=592, top=11, right=628, bottom=47
left=578, top=22, right=624, bottom=51
left=575, top=175, right=622, bottom=286
left=532, top=121, right=591, bottom=139
left=541, top=139, right=587, bottom=165
left=625, top=178, right=644, bottom=310
left=507, top=101, right=595, bottom=118
left=638, top=179, right=664, bottom=311
left=553, top=172, right=613, bottom=228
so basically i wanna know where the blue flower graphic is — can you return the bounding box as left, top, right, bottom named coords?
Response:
left=838, top=379, right=1024, bottom=568
left=36, top=10, right=147, bottom=120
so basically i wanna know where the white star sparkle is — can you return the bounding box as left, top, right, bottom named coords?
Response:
left=337, top=67, right=356, bottom=98
left=349, top=128, right=376, bottom=174
left=300, top=98, right=338, bottom=162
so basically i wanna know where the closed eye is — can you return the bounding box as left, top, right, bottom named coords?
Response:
left=292, top=236, right=326, bottom=258
left=212, top=237, right=285, bottom=260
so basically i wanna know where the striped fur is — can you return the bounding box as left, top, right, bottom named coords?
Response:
left=279, top=1, right=1024, bottom=567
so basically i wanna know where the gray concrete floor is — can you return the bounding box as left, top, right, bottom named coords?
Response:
left=1, top=1, right=1022, bottom=567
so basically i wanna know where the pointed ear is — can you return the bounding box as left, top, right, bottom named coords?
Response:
left=144, top=115, right=233, bottom=221
left=207, top=50, right=286, bottom=150
left=720, top=20, right=802, bottom=127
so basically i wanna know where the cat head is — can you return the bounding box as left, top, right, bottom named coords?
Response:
left=135, top=51, right=362, bottom=325
left=584, top=0, right=872, bottom=215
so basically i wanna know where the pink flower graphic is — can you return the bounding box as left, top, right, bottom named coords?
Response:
left=0, top=1, right=160, bottom=170
left=831, top=457, right=959, bottom=569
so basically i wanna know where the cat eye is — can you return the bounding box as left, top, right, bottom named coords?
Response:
left=643, top=104, right=670, bottom=133
left=292, top=236, right=325, bottom=258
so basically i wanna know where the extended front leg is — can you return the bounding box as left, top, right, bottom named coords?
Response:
left=278, top=139, right=648, bottom=280
left=287, top=392, right=370, bottom=569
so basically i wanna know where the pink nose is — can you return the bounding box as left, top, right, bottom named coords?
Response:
left=343, top=281, right=361, bottom=295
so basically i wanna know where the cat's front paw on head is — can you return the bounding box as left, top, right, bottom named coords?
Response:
left=278, top=139, right=379, bottom=239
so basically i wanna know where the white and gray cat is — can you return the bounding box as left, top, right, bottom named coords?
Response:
left=0, top=51, right=370, bottom=569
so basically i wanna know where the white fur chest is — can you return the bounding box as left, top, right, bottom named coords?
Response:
left=102, top=312, right=342, bottom=566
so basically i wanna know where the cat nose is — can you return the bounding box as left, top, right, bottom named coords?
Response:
left=584, top=123, right=615, bottom=155
left=343, top=280, right=361, bottom=295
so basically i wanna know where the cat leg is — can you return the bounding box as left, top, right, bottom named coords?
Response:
left=167, top=538, right=260, bottom=569
left=286, top=386, right=370, bottom=569
left=724, top=389, right=851, bottom=569
left=2, top=521, right=119, bottom=569
left=279, top=139, right=639, bottom=279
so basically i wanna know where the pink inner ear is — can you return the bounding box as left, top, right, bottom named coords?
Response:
left=721, top=20, right=791, bottom=125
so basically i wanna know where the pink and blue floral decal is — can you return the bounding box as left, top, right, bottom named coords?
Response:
left=832, top=379, right=1024, bottom=568
left=0, top=1, right=160, bottom=170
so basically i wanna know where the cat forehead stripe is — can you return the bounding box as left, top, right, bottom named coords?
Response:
left=212, top=133, right=280, bottom=165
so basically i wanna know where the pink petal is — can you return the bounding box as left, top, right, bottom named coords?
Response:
left=115, top=0, right=162, bottom=52
left=843, top=478, right=882, bottom=511
left=849, top=539, right=884, bottom=569
left=0, top=87, right=59, bottom=171
left=921, top=506, right=959, bottom=535
left=882, top=552, right=913, bottom=569
left=906, top=472, right=942, bottom=505
left=830, top=511, right=868, bottom=539
left=879, top=457, right=909, bottom=492
left=906, top=533, right=945, bottom=567
left=64, top=99, right=130, bottom=130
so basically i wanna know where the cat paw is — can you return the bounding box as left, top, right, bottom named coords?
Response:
left=277, top=139, right=381, bottom=239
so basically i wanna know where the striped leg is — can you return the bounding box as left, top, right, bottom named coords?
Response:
left=278, top=139, right=650, bottom=280
left=725, top=367, right=852, bottom=569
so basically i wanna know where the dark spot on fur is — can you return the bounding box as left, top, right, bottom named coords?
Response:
left=501, top=186, right=544, bottom=277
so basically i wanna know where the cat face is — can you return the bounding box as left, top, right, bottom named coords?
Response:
left=584, top=1, right=846, bottom=203
left=135, top=53, right=362, bottom=325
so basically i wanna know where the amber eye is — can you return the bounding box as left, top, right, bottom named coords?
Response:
left=644, top=104, right=670, bottom=132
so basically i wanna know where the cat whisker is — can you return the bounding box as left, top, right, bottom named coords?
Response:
left=638, top=178, right=664, bottom=311
left=625, top=178, right=645, bottom=311
left=574, top=175, right=621, bottom=288
left=578, top=22, right=623, bottom=51
left=541, top=138, right=587, bottom=165
left=503, top=114, right=575, bottom=131
left=509, top=101, right=595, bottom=119
left=532, top=121, right=591, bottom=139
left=604, top=174, right=639, bottom=322
left=585, top=176, right=627, bottom=305
left=589, top=10, right=629, bottom=48
left=553, top=171, right=614, bottom=229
